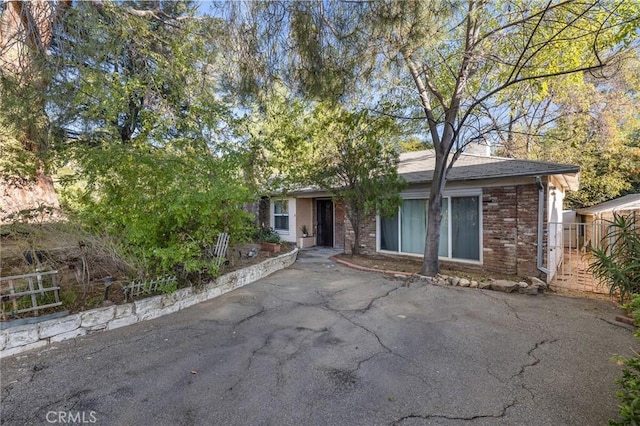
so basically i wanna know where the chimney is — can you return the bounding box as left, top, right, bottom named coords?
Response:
left=464, top=141, right=491, bottom=156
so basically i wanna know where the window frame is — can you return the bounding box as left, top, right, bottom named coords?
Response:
left=376, top=190, right=483, bottom=264
left=273, top=199, right=290, bottom=232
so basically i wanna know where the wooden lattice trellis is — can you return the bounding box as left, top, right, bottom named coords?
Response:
left=121, top=276, right=177, bottom=301
left=0, top=270, right=62, bottom=319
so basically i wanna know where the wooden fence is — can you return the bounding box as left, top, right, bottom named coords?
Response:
left=0, top=270, right=62, bottom=319
left=121, top=276, right=177, bottom=301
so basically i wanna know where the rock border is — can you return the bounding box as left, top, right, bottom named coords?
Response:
left=415, top=273, right=547, bottom=295
left=331, top=255, right=547, bottom=295
left=0, top=248, right=299, bottom=358
left=331, top=256, right=414, bottom=277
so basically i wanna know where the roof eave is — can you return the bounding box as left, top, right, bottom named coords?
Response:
left=402, top=168, right=580, bottom=185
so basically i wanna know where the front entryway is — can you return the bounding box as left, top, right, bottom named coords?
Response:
left=316, top=200, right=334, bottom=247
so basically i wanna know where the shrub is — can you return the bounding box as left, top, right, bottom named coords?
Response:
left=610, top=295, right=640, bottom=425
left=63, top=146, right=256, bottom=277
left=256, top=226, right=281, bottom=244
left=588, top=213, right=640, bottom=302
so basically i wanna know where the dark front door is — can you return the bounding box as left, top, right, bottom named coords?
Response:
left=316, top=200, right=334, bottom=247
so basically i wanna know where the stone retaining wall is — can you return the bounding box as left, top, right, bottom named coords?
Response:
left=0, top=248, right=298, bottom=358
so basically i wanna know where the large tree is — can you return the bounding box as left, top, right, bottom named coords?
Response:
left=0, top=0, right=71, bottom=167
left=221, top=0, right=640, bottom=275
left=495, top=52, right=640, bottom=207
left=0, top=0, right=72, bottom=220
left=41, top=1, right=254, bottom=274
left=389, top=1, right=639, bottom=275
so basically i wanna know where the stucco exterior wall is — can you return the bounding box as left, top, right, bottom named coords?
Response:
left=296, top=198, right=314, bottom=239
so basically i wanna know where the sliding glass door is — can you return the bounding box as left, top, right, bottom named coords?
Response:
left=378, top=194, right=480, bottom=262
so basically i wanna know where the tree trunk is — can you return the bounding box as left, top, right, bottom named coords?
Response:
left=348, top=204, right=361, bottom=256
left=0, top=173, right=61, bottom=223
left=421, top=153, right=448, bottom=276
left=351, top=218, right=360, bottom=256
left=0, top=1, right=71, bottom=222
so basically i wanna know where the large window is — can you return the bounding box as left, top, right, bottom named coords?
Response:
left=273, top=200, right=289, bottom=231
left=379, top=195, right=480, bottom=262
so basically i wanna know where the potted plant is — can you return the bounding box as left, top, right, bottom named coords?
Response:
left=300, top=224, right=309, bottom=238
left=257, top=227, right=282, bottom=253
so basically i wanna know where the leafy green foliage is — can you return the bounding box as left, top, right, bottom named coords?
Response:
left=504, top=53, right=640, bottom=208
left=587, top=214, right=640, bottom=424
left=610, top=355, right=640, bottom=426
left=49, top=1, right=228, bottom=149
left=247, top=91, right=405, bottom=255
left=610, top=295, right=640, bottom=425
left=64, top=145, right=254, bottom=276
left=255, top=227, right=281, bottom=244
left=46, top=1, right=256, bottom=277
left=224, top=0, right=640, bottom=275
left=306, top=106, right=406, bottom=254
left=588, top=213, right=640, bottom=302
left=398, top=136, right=432, bottom=153
left=0, top=1, right=66, bottom=179
left=243, top=86, right=317, bottom=193
left=0, top=79, right=50, bottom=178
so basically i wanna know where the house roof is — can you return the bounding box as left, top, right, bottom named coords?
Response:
left=576, top=193, right=640, bottom=216
left=398, top=150, right=580, bottom=190
left=286, top=149, right=580, bottom=197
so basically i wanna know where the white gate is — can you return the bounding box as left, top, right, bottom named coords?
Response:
left=548, top=220, right=609, bottom=294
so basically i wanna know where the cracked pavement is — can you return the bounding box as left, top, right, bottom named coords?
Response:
left=1, top=249, right=637, bottom=425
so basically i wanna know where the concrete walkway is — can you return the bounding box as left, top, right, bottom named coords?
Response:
left=1, top=249, right=636, bottom=425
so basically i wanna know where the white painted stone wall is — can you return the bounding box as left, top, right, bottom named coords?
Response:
left=1, top=248, right=298, bottom=358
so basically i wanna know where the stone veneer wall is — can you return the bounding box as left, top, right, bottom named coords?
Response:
left=0, top=248, right=299, bottom=358
left=343, top=184, right=546, bottom=279
left=517, top=184, right=545, bottom=279
left=344, top=209, right=377, bottom=255
left=483, top=184, right=545, bottom=279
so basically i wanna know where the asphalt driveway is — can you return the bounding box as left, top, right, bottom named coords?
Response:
left=1, top=250, right=636, bottom=425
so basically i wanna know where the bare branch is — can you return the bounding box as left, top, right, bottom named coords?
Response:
left=404, top=55, right=442, bottom=146
left=475, top=0, right=577, bottom=45
left=505, top=0, right=551, bottom=84
left=422, top=64, right=446, bottom=108
left=516, top=2, right=599, bottom=84
left=457, top=58, right=608, bottom=143
left=368, top=109, right=425, bottom=120
left=453, top=0, right=482, bottom=99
